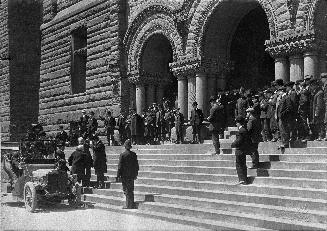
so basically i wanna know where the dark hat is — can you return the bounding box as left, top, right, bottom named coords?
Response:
left=320, top=73, right=327, bottom=79
left=285, top=81, right=295, bottom=87
left=192, top=101, right=198, bottom=106
left=124, top=139, right=132, bottom=149
left=209, top=96, right=216, bottom=103
left=295, top=80, right=302, bottom=85
left=275, top=79, right=284, bottom=86
left=59, top=125, right=64, bottom=129
left=235, top=115, right=246, bottom=124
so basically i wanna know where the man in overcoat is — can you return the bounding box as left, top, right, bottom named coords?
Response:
left=55, top=125, right=68, bottom=150
left=68, top=142, right=86, bottom=184
left=91, top=135, right=107, bottom=189
left=312, top=82, right=325, bottom=140
left=87, top=111, right=98, bottom=139
left=117, top=139, right=139, bottom=209
left=130, top=109, right=143, bottom=145
left=79, top=110, right=89, bottom=138
left=101, top=110, right=116, bottom=146
left=231, top=116, right=251, bottom=185
left=246, top=108, right=262, bottom=169
left=207, top=97, right=224, bottom=155
left=321, top=73, right=327, bottom=140
left=174, top=108, right=184, bottom=144
left=190, top=102, right=204, bottom=144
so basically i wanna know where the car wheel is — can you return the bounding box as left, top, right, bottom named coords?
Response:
left=24, top=182, right=37, bottom=212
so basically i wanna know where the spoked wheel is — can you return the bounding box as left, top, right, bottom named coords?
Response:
left=24, top=182, right=37, bottom=212
left=68, top=183, right=81, bottom=206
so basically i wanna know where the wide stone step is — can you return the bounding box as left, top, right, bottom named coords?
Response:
left=91, top=171, right=327, bottom=200
left=107, top=182, right=327, bottom=211
left=99, top=165, right=327, bottom=179
left=106, top=159, right=327, bottom=170
left=86, top=200, right=268, bottom=231
left=90, top=188, right=327, bottom=225
left=98, top=170, right=327, bottom=189
left=222, top=147, right=327, bottom=155
left=102, top=153, right=327, bottom=162
left=84, top=194, right=325, bottom=230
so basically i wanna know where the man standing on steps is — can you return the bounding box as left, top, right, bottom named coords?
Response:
left=321, top=73, right=327, bottom=141
left=117, top=139, right=139, bottom=209
left=231, top=116, right=251, bottom=185
left=246, top=108, right=262, bottom=169
left=207, top=96, right=224, bottom=155
left=190, top=101, right=204, bottom=144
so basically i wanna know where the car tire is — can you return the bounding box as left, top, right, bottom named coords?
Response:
left=24, top=182, right=37, bottom=212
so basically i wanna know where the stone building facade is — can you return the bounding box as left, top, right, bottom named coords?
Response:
left=1, top=0, right=327, bottom=140
left=0, top=0, right=42, bottom=141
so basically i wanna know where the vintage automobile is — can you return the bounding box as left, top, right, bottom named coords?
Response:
left=2, top=138, right=81, bottom=212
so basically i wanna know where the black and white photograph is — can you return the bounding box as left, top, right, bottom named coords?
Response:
left=1, top=0, right=327, bottom=230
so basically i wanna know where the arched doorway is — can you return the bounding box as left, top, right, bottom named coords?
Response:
left=140, top=34, right=175, bottom=108
left=202, top=1, right=274, bottom=91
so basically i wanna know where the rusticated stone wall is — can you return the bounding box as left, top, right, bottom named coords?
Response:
left=0, top=0, right=42, bottom=141
left=0, top=0, right=10, bottom=141
left=39, top=0, right=127, bottom=136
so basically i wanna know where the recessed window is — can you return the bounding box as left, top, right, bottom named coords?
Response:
left=70, top=26, right=87, bottom=94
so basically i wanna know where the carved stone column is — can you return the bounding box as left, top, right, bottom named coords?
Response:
left=187, top=75, right=196, bottom=120
left=195, top=72, right=207, bottom=115
left=289, top=55, right=304, bottom=82
left=177, top=75, right=188, bottom=118
left=135, top=84, right=145, bottom=115
left=304, top=51, right=319, bottom=79
left=274, top=57, right=289, bottom=82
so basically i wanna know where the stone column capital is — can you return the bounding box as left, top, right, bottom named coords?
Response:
left=303, top=51, right=318, bottom=57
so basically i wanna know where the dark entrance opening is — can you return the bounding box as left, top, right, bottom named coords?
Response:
left=228, top=7, right=274, bottom=90
left=141, top=34, right=175, bottom=107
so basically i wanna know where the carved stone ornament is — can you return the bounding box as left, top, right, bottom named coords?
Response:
left=265, top=30, right=327, bottom=57
left=287, top=0, right=300, bottom=28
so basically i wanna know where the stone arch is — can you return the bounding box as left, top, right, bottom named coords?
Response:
left=306, top=0, right=327, bottom=34
left=185, top=0, right=279, bottom=59
left=126, top=13, right=183, bottom=74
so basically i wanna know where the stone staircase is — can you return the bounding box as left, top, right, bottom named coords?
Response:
left=64, top=127, right=327, bottom=231
left=2, top=127, right=327, bottom=230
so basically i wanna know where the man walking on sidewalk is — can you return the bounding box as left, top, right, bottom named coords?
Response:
left=117, top=139, right=139, bottom=209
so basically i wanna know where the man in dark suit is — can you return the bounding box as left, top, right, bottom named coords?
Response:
left=190, top=101, right=204, bottom=143
left=117, top=114, right=127, bottom=145
left=117, top=139, right=139, bottom=209
left=79, top=110, right=89, bottom=138
left=174, top=108, right=184, bottom=144
left=101, top=110, right=116, bottom=146
left=91, top=135, right=107, bottom=189
left=130, top=109, right=143, bottom=145
left=207, top=97, right=224, bottom=155
left=312, top=82, right=325, bottom=140
left=246, top=108, right=262, bottom=169
left=55, top=125, right=68, bottom=150
left=277, top=86, right=292, bottom=149
left=321, top=73, right=327, bottom=140
left=87, top=111, right=98, bottom=139
left=68, top=142, right=87, bottom=184
left=231, top=116, right=251, bottom=185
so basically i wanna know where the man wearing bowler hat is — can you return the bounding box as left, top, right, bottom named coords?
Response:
left=117, top=139, right=139, bottom=209
left=207, top=96, right=224, bottom=155
left=190, top=101, right=204, bottom=143
left=231, top=116, right=251, bottom=185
